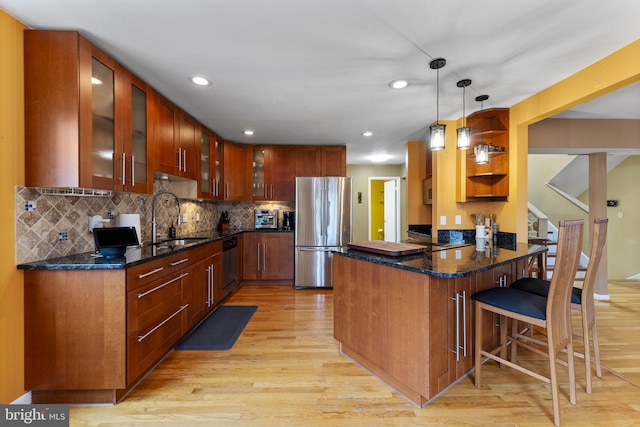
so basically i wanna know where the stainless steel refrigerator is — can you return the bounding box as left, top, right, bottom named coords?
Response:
left=295, top=177, right=352, bottom=288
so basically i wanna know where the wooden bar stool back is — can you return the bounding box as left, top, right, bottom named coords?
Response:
left=510, top=218, right=608, bottom=394
left=472, top=219, right=584, bottom=427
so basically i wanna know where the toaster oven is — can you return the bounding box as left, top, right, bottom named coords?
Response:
left=254, top=209, right=278, bottom=229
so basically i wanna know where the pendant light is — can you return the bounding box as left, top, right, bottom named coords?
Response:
left=474, top=94, right=489, bottom=164
left=456, top=79, right=472, bottom=150
left=429, top=58, right=446, bottom=151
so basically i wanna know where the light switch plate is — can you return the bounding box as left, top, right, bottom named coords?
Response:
left=440, top=215, right=446, bottom=225
left=455, top=215, right=462, bottom=225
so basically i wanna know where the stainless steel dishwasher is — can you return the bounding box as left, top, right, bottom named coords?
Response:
left=222, top=235, right=239, bottom=296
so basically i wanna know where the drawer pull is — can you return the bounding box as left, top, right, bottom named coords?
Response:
left=137, top=267, right=164, bottom=279
left=137, top=272, right=188, bottom=298
left=169, top=258, right=189, bottom=266
left=137, top=304, right=188, bottom=342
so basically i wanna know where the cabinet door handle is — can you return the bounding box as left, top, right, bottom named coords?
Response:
left=451, top=293, right=461, bottom=361
left=210, top=263, right=215, bottom=306
left=225, top=183, right=229, bottom=199
left=263, top=242, right=267, bottom=271
left=270, top=184, right=273, bottom=199
left=137, top=272, right=188, bottom=298
left=177, top=149, right=182, bottom=171
left=137, top=266, right=164, bottom=279
left=257, top=243, right=261, bottom=271
left=137, top=304, right=188, bottom=342
left=206, top=265, right=212, bottom=307
left=130, top=154, right=135, bottom=186
left=462, top=290, right=467, bottom=357
left=121, top=152, right=126, bottom=184
left=183, top=149, right=187, bottom=173
left=169, top=258, right=189, bottom=266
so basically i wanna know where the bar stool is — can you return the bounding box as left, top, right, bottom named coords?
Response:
left=472, top=219, right=584, bottom=427
left=510, top=218, right=608, bottom=394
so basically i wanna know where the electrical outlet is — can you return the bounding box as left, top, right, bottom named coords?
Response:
left=440, top=215, right=446, bottom=225
left=181, top=213, right=188, bottom=223
left=196, top=213, right=200, bottom=222
left=455, top=215, right=462, bottom=225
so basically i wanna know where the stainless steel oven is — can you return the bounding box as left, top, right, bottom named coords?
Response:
left=222, top=235, right=238, bottom=294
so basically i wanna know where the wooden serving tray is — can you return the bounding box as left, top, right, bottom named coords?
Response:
left=346, top=240, right=427, bottom=256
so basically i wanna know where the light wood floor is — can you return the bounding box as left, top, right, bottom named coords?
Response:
left=69, top=282, right=640, bottom=426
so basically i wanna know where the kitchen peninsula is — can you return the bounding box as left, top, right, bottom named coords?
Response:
left=332, top=240, right=546, bottom=406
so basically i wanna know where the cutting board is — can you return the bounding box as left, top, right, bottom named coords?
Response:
left=346, top=240, right=427, bottom=256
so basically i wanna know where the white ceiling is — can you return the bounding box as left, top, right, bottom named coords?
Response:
left=2, top=0, right=639, bottom=164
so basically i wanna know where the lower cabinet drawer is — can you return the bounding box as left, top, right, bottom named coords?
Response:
left=127, top=271, right=188, bottom=384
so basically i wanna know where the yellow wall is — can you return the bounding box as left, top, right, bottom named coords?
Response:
left=510, top=39, right=640, bottom=240
left=0, top=10, right=26, bottom=403
left=435, top=39, right=640, bottom=241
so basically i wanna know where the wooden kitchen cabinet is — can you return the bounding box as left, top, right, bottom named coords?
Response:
left=121, top=73, right=154, bottom=193
left=154, top=96, right=199, bottom=179
left=24, top=241, right=227, bottom=404
left=24, top=30, right=124, bottom=191
left=24, top=30, right=155, bottom=193
left=295, top=146, right=323, bottom=176
left=223, top=140, right=251, bottom=200
left=251, top=146, right=296, bottom=201
left=199, top=129, right=223, bottom=199
left=184, top=241, right=223, bottom=330
left=321, top=146, right=347, bottom=176
left=462, top=108, right=509, bottom=201
left=333, top=254, right=523, bottom=406
left=242, top=232, right=294, bottom=283
left=177, top=110, right=199, bottom=180
left=429, top=276, right=474, bottom=396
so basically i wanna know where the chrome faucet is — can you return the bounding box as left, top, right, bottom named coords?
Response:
left=151, top=191, right=181, bottom=244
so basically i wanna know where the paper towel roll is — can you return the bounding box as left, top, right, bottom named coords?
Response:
left=117, top=214, right=142, bottom=246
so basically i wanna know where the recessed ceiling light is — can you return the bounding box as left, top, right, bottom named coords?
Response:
left=389, top=79, right=408, bottom=89
left=243, top=130, right=255, bottom=136
left=189, top=76, right=211, bottom=86
left=362, top=131, right=373, bottom=137
left=370, top=154, right=391, bottom=163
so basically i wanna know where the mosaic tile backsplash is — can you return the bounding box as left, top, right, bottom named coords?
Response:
left=15, top=180, right=294, bottom=264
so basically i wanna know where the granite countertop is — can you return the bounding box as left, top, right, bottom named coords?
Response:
left=17, top=228, right=293, bottom=271
left=333, top=241, right=547, bottom=279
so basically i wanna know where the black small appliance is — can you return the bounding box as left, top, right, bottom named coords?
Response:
left=283, top=211, right=295, bottom=231
left=93, top=226, right=140, bottom=259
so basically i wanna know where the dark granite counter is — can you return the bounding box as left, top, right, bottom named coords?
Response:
left=333, top=241, right=546, bottom=279
left=17, top=228, right=293, bottom=271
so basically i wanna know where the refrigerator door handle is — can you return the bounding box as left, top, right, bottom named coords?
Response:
left=299, top=247, right=333, bottom=252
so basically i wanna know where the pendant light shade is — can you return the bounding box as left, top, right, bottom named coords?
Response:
left=429, top=58, right=446, bottom=151
left=430, top=123, right=446, bottom=150
left=456, top=79, right=472, bottom=150
left=474, top=94, right=490, bottom=164
left=475, top=143, right=489, bottom=164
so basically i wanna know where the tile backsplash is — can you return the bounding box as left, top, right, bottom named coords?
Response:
left=15, top=180, right=294, bottom=264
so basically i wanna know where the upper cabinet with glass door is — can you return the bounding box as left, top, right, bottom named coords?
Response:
left=24, top=30, right=153, bottom=193
left=199, top=128, right=223, bottom=199
left=122, top=73, right=153, bottom=193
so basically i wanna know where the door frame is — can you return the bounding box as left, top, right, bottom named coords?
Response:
left=367, top=177, right=401, bottom=241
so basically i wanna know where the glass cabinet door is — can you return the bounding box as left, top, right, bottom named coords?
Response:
left=91, top=57, right=115, bottom=181
left=214, top=136, right=222, bottom=199
left=130, top=84, right=148, bottom=188
left=252, top=148, right=266, bottom=198
left=200, top=130, right=212, bottom=196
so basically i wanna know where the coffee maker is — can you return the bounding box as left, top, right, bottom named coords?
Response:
left=283, top=211, right=294, bottom=231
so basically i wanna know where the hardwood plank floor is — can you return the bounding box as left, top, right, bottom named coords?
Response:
left=69, top=282, right=640, bottom=426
